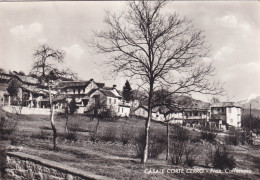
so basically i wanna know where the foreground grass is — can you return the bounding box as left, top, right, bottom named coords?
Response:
left=1, top=108, right=260, bottom=179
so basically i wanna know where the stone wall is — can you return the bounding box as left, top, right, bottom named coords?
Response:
left=5, top=152, right=114, bottom=180
left=2, top=106, right=64, bottom=115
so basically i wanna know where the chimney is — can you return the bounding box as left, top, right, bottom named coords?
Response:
left=113, top=85, right=117, bottom=89
left=90, top=78, right=93, bottom=81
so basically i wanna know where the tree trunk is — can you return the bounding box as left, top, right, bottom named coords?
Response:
left=50, top=104, right=57, bottom=150
left=65, top=115, right=69, bottom=134
left=166, top=121, right=170, bottom=161
left=94, top=118, right=100, bottom=139
left=142, top=82, right=154, bottom=163
left=49, top=85, right=57, bottom=150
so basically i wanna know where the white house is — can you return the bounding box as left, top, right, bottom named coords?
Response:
left=133, top=105, right=166, bottom=122
left=210, top=102, right=242, bottom=128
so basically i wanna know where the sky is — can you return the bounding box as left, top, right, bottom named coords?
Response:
left=0, top=1, right=260, bottom=102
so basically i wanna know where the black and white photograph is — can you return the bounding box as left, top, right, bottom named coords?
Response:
left=0, top=1, right=260, bottom=179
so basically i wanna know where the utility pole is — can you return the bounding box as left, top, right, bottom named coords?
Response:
left=250, top=103, right=252, bottom=132
left=166, top=120, right=170, bottom=162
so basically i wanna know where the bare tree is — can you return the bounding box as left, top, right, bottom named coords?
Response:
left=30, top=44, right=75, bottom=150
left=92, top=1, right=222, bottom=163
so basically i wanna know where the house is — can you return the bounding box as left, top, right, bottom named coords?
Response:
left=0, top=73, right=51, bottom=108
left=165, top=108, right=184, bottom=124
left=12, top=75, right=51, bottom=108
left=55, top=79, right=131, bottom=117
left=210, top=102, right=242, bottom=128
left=0, top=73, right=13, bottom=105
left=83, top=87, right=130, bottom=117
left=133, top=105, right=166, bottom=122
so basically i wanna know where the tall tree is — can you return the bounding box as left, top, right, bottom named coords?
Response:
left=30, top=44, right=75, bottom=149
left=122, top=80, right=133, bottom=102
left=92, top=1, right=222, bottom=163
left=7, top=79, right=23, bottom=114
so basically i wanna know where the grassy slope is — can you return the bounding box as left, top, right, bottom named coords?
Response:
left=1, top=108, right=260, bottom=179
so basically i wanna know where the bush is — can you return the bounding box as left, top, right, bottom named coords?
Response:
left=134, top=129, right=166, bottom=159
left=120, top=127, right=132, bottom=145
left=99, top=126, right=117, bottom=142
left=224, top=135, right=239, bottom=146
left=0, top=143, right=7, bottom=178
left=225, top=129, right=252, bottom=146
left=31, top=129, right=49, bottom=140
left=212, top=144, right=236, bottom=170
left=69, top=98, right=77, bottom=114
left=170, top=125, right=198, bottom=167
left=65, top=121, right=81, bottom=141
left=0, top=115, right=18, bottom=141
left=206, top=144, right=236, bottom=170
left=200, top=129, right=217, bottom=143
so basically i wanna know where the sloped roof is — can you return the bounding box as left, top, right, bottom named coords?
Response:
left=0, top=82, right=8, bottom=91
left=99, top=89, right=119, bottom=98
left=86, top=88, right=98, bottom=96
left=15, top=75, right=39, bottom=84
left=85, top=88, right=120, bottom=98
left=21, top=85, right=47, bottom=95
left=56, top=81, right=91, bottom=89
left=96, top=82, right=105, bottom=88
left=183, top=101, right=210, bottom=110
left=134, top=105, right=163, bottom=113
left=211, top=102, right=239, bottom=108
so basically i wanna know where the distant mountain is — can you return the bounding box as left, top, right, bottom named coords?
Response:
left=237, top=96, right=260, bottom=110
left=242, top=108, right=260, bottom=117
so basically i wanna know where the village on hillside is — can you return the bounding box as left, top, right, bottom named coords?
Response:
left=0, top=71, right=242, bottom=130
left=1, top=1, right=260, bottom=180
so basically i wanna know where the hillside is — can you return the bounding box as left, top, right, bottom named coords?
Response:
left=242, top=108, right=260, bottom=117
left=237, top=96, right=260, bottom=110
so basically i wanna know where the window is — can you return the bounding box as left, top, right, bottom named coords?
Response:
left=114, top=99, right=116, bottom=104
left=122, top=108, right=124, bottom=113
left=109, top=98, right=111, bottom=104
left=78, top=89, right=80, bottom=94
left=118, top=107, right=120, bottom=113
left=73, top=88, right=75, bottom=94
left=194, top=112, right=198, bottom=116
left=228, top=108, right=232, bottom=113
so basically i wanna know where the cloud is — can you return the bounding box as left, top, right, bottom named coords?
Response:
left=214, top=46, right=234, bottom=61
left=62, top=44, right=84, bottom=60
left=10, top=22, right=43, bottom=40
left=38, top=38, right=47, bottom=43
left=217, top=15, right=238, bottom=26
left=216, top=14, right=251, bottom=32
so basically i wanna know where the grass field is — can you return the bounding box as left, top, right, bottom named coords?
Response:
left=1, top=107, right=260, bottom=180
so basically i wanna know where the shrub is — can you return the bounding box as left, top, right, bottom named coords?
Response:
left=69, top=98, right=77, bottom=114
left=225, top=129, right=252, bottom=146
left=99, top=126, right=117, bottom=142
left=170, top=125, right=198, bottom=167
left=0, top=115, right=18, bottom=141
left=0, top=143, right=7, bottom=178
left=134, top=129, right=167, bottom=159
left=184, top=156, right=196, bottom=167
left=31, top=129, right=49, bottom=140
left=224, top=135, right=239, bottom=146
left=212, top=144, right=236, bottom=170
left=149, top=131, right=167, bottom=158
left=120, top=127, right=132, bottom=145
left=65, top=121, right=81, bottom=141
left=200, top=129, right=217, bottom=143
